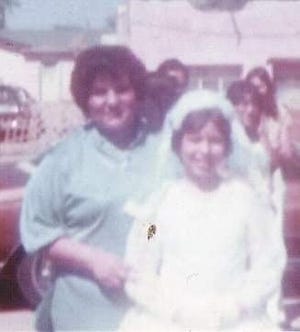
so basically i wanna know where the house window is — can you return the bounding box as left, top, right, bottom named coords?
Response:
left=188, top=65, right=242, bottom=93
left=39, top=63, right=61, bottom=102
left=202, top=78, right=219, bottom=91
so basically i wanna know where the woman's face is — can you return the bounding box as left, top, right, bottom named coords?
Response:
left=166, top=69, right=188, bottom=96
left=235, top=94, right=261, bottom=134
left=87, top=74, right=138, bottom=135
left=250, top=76, right=268, bottom=96
left=179, top=120, right=228, bottom=187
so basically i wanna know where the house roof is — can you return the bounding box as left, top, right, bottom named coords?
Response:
left=0, top=27, right=101, bottom=61
left=127, top=0, right=300, bottom=69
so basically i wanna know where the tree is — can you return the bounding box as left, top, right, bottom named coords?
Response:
left=0, top=0, right=20, bottom=29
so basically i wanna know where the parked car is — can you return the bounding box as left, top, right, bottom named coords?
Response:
left=0, top=161, right=51, bottom=308
left=0, top=85, right=34, bottom=142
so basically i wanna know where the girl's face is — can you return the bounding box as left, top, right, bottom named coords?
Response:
left=179, top=120, right=228, bottom=188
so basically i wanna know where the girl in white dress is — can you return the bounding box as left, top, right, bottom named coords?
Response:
left=120, top=91, right=286, bottom=331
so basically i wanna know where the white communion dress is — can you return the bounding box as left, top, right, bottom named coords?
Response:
left=120, top=177, right=286, bottom=332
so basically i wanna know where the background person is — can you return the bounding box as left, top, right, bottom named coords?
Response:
left=245, top=66, right=294, bottom=166
left=156, top=58, right=189, bottom=99
left=227, top=80, right=280, bottom=203
left=120, top=91, right=286, bottom=331
left=246, top=66, right=278, bottom=119
left=227, top=82, right=286, bottom=325
left=142, top=71, right=179, bottom=133
left=227, top=80, right=262, bottom=143
left=142, top=59, right=190, bottom=134
left=20, top=46, right=160, bottom=331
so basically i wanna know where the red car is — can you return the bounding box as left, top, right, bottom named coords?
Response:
left=0, top=85, right=35, bottom=143
left=0, top=162, right=51, bottom=308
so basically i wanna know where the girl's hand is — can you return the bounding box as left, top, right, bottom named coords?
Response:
left=174, top=295, right=240, bottom=330
left=88, top=250, right=129, bottom=291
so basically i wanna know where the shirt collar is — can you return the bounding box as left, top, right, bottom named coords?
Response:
left=86, top=122, right=148, bottom=162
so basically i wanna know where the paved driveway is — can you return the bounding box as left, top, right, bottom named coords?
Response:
left=0, top=310, right=34, bottom=331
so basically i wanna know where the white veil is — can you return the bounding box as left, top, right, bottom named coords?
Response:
left=155, top=89, right=251, bottom=183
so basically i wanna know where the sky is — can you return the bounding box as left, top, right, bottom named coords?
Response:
left=6, top=0, right=123, bottom=30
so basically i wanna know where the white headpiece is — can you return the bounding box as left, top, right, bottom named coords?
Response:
left=166, top=89, right=235, bottom=132
left=155, top=89, right=250, bottom=182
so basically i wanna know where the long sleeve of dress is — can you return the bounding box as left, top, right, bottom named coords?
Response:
left=124, top=187, right=178, bottom=322
left=237, top=190, right=287, bottom=312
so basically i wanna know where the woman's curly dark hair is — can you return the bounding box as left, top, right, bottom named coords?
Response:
left=70, top=46, right=147, bottom=114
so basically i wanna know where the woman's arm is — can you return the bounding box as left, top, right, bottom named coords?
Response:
left=21, top=148, right=128, bottom=291
left=47, top=237, right=128, bottom=290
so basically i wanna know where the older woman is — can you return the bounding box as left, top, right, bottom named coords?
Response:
left=20, top=46, right=159, bottom=331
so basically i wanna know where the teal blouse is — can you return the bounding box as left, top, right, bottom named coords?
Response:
left=20, top=124, right=160, bottom=331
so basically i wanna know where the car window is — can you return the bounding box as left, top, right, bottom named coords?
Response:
left=0, top=87, right=19, bottom=114
left=0, top=104, right=19, bottom=114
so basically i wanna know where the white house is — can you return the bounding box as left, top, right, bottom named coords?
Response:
left=117, top=0, right=300, bottom=108
left=0, top=28, right=101, bottom=102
